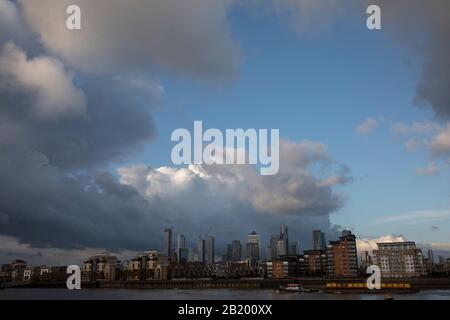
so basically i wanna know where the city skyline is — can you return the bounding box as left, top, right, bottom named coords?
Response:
left=0, top=0, right=449, bottom=267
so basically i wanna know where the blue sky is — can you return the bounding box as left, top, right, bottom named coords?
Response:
left=118, top=4, right=450, bottom=245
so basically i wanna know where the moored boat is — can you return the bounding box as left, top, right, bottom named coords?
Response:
left=278, top=283, right=303, bottom=292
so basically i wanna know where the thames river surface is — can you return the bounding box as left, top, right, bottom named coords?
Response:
left=1, top=289, right=450, bottom=300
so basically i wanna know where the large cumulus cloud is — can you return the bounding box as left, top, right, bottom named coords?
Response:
left=117, top=140, right=349, bottom=249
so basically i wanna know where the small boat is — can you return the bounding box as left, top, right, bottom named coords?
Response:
left=279, top=284, right=303, bottom=292
left=384, top=294, right=394, bottom=300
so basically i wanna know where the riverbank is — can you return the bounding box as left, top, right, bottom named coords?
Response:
left=4, top=278, right=450, bottom=292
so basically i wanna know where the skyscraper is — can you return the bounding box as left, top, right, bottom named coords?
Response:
left=176, top=233, right=186, bottom=262
left=206, top=235, right=215, bottom=265
left=277, top=225, right=289, bottom=257
left=428, top=249, right=435, bottom=264
left=277, top=238, right=287, bottom=256
left=247, top=231, right=261, bottom=263
left=269, top=234, right=279, bottom=260
left=289, top=241, right=300, bottom=255
left=231, top=240, right=241, bottom=262
left=313, top=230, right=326, bottom=251
left=164, top=228, right=172, bottom=258
left=197, top=238, right=206, bottom=265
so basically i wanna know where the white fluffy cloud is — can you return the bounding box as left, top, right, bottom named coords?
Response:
left=19, top=0, right=239, bottom=77
left=0, top=42, right=86, bottom=118
left=356, top=235, right=407, bottom=253
left=119, top=140, right=350, bottom=216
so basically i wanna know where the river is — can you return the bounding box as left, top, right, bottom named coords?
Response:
left=1, top=288, right=450, bottom=300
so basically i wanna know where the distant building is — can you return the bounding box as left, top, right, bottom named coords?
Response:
left=326, top=231, right=358, bottom=278
left=278, top=225, right=289, bottom=256
left=164, top=228, right=173, bottom=258
left=313, top=230, right=326, bottom=251
left=301, top=250, right=327, bottom=276
left=176, top=233, right=186, bottom=262
left=231, top=240, right=242, bottom=262
left=360, top=251, right=372, bottom=268
left=82, top=253, right=119, bottom=281
left=277, top=239, right=287, bottom=256
left=178, top=248, right=189, bottom=264
left=289, top=241, right=300, bottom=255
left=126, top=251, right=169, bottom=281
left=427, top=249, right=434, bottom=264
left=267, top=235, right=279, bottom=261
left=373, top=242, right=426, bottom=278
left=187, top=247, right=195, bottom=262
left=197, top=238, right=206, bottom=265
left=246, top=231, right=261, bottom=265
left=207, top=235, right=215, bottom=265
left=266, top=256, right=299, bottom=278
left=11, top=259, right=27, bottom=282
left=0, top=264, right=12, bottom=282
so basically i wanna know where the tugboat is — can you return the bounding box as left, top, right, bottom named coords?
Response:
left=278, top=284, right=303, bottom=292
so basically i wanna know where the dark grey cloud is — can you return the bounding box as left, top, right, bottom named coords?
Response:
left=0, top=145, right=169, bottom=250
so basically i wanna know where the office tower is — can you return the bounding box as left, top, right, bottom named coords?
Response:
left=277, top=238, right=287, bottom=256
left=269, top=234, right=279, bottom=260
left=361, top=251, right=372, bottom=267
left=373, top=242, right=426, bottom=278
left=428, top=249, right=434, bottom=264
left=266, top=246, right=272, bottom=262
left=225, top=244, right=232, bottom=262
left=313, top=230, right=326, bottom=251
left=178, top=248, right=189, bottom=264
left=187, top=248, right=194, bottom=262
left=197, top=238, right=206, bottom=265
left=247, top=231, right=261, bottom=262
left=326, top=230, right=358, bottom=278
left=176, top=233, right=186, bottom=262
left=177, top=234, right=186, bottom=251
left=231, top=240, right=241, bottom=262
left=207, top=235, right=215, bottom=265
left=289, top=241, right=299, bottom=255
left=164, top=228, right=172, bottom=258
left=278, top=225, right=289, bottom=256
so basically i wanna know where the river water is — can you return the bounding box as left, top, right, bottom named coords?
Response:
left=1, top=288, right=450, bottom=300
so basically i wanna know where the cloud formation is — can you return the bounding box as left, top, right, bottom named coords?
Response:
left=0, top=42, right=86, bottom=118
left=430, top=123, right=450, bottom=157
left=19, top=0, right=240, bottom=78
left=356, top=234, right=407, bottom=253
left=119, top=140, right=350, bottom=217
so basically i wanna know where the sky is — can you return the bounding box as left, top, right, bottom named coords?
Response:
left=0, top=0, right=449, bottom=265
